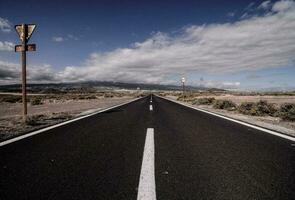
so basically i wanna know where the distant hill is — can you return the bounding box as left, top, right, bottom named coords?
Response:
left=0, top=81, right=225, bottom=93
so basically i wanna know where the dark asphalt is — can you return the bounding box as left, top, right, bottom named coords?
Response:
left=0, top=95, right=295, bottom=200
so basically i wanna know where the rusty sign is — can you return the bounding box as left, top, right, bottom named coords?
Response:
left=15, top=24, right=36, bottom=42
left=14, top=23, right=37, bottom=123
left=15, top=44, right=36, bottom=52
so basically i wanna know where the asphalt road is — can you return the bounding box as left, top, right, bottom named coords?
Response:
left=0, top=95, right=294, bottom=200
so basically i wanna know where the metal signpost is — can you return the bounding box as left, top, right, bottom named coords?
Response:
left=181, top=77, right=186, bottom=98
left=15, top=24, right=36, bottom=122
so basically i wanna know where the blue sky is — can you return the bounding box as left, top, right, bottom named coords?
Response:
left=0, top=0, right=295, bottom=90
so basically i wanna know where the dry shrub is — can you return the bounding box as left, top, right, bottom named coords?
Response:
left=276, top=103, right=295, bottom=121
left=238, top=100, right=277, bottom=116
left=26, top=115, right=46, bottom=126
left=213, top=100, right=236, bottom=111
left=1, top=96, right=22, bottom=103
left=104, top=93, right=114, bottom=98
left=31, top=97, right=43, bottom=105
left=192, top=97, right=215, bottom=105
left=177, top=94, right=195, bottom=102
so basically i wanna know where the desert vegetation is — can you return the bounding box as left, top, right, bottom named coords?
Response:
left=238, top=101, right=277, bottom=116
left=276, top=103, right=295, bottom=121
left=170, top=91, right=295, bottom=122
left=192, top=97, right=215, bottom=105
left=213, top=100, right=236, bottom=111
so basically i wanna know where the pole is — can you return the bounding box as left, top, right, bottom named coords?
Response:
left=21, top=24, right=27, bottom=123
left=182, top=82, right=184, bottom=96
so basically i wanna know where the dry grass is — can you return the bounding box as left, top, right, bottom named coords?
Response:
left=168, top=91, right=295, bottom=122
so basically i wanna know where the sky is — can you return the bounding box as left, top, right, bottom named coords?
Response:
left=0, top=0, right=295, bottom=90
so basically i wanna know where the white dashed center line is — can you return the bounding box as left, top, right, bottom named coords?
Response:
left=150, top=105, right=153, bottom=111
left=137, top=128, right=156, bottom=200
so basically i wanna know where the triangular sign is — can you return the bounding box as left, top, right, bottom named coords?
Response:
left=15, top=25, right=23, bottom=40
left=15, top=24, right=36, bottom=42
left=26, top=24, right=36, bottom=41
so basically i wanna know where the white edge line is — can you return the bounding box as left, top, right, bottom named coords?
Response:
left=156, top=95, right=295, bottom=142
left=0, top=97, right=145, bottom=147
left=137, top=128, right=156, bottom=200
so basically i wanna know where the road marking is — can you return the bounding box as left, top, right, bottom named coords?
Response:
left=157, top=95, right=295, bottom=142
left=150, top=105, right=153, bottom=111
left=137, top=128, right=156, bottom=200
left=0, top=97, right=145, bottom=147
left=150, top=95, right=152, bottom=103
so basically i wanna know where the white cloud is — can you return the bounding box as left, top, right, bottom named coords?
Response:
left=240, top=12, right=250, bottom=19
left=0, top=61, right=56, bottom=84
left=223, top=82, right=240, bottom=86
left=258, top=1, right=272, bottom=10
left=245, top=2, right=256, bottom=11
left=52, top=36, right=64, bottom=42
left=190, top=78, right=241, bottom=89
left=0, top=41, right=14, bottom=51
left=52, top=34, right=79, bottom=42
left=1, top=0, right=295, bottom=88
left=272, top=0, right=295, bottom=12
left=0, top=61, right=19, bottom=80
left=0, top=17, right=11, bottom=33
left=28, top=64, right=56, bottom=81
left=67, top=34, right=79, bottom=40
left=208, top=81, right=241, bottom=89
left=54, top=0, right=295, bottom=85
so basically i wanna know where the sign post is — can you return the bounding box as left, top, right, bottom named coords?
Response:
left=15, top=24, right=36, bottom=123
left=181, top=77, right=185, bottom=97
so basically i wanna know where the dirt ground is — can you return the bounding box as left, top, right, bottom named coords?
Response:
left=0, top=97, right=134, bottom=119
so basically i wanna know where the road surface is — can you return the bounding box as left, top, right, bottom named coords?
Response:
left=0, top=95, right=294, bottom=199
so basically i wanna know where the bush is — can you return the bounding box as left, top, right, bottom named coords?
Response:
left=26, top=115, right=45, bottom=126
left=78, top=95, right=86, bottom=100
left=276, top=103, right=295, bottom=121
left=238, top=102, right=256, bottom=115
left=85, top=95, right=97, bottom=99
left=192, top=97, right=215, bottom=105
left=177, top=96, right=183, bottom=101
left=1, top=96, right=22, bottom=103
left=51, top=112, right=73, bottom=120
left=238, top=100, right=277, bottom=116
left=31, top=97, right=43, bottom=105
left=213, top=100, right=236, bottom=111
left=104, top=93, right=114, bottom=98
left=177, top=94, right=195, bottom=102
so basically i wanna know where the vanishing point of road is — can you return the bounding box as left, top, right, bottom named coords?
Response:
left=0, top=95, right=294, bottom=199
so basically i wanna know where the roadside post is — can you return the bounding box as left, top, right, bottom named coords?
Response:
left=181, top=77, right=185, bottom=99
left=15, top=24, right=36, bottom=123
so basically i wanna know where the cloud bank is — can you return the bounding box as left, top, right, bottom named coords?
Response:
left=57, top=0, right=295, bottom=85
left=52, top=36, right=64, bottom=42
left=0, top=61, right=56, bottom=85
left=52, top=34, right=79, bottom=42
left=0, top=41, right=14, bottom=51
left=1, top=0, right=295, bottom=88
left=0, top=17, right=11, bottom=33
